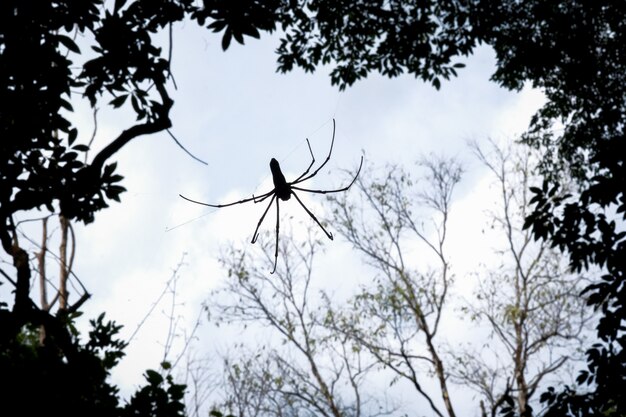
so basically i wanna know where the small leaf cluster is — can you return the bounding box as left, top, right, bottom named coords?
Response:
left=194, top=0, right=283, bottom=50
left=124, top=369, right=186, bottom=417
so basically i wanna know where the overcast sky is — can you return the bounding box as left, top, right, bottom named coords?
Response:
left=8, top=21, right=546, bottom=415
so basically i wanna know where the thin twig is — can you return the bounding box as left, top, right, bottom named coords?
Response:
left=15, top=226, right=89, bottom=299
left=167, top=129, right=208, bottom=165
left=128, top=254, right=187, bottom=343
left=14, top=213, right=55, bottom=228
left=85, top=106, right=99, bottom=163
left=168, top=22, right=178, bottom=89
left=0, top=266, right=17, bottom=287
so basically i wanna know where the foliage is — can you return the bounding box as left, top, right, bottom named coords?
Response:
left=125, top=369, right=186, bottom=417
left=275, top=0, right=474, bottom=89
left=475, top=2, right=626, bottom=414
left=0, top=309, right=185, bottom=417
left=2, top=2, right=197, bottom=414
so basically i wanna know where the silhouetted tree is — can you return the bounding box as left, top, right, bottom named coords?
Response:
left=280, top=3, right=626, bottom=413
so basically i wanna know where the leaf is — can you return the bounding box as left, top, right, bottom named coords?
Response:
left=57, top=34, right=81, bottom=53
left=73, top=144, right=90, bottom=152
left=114, top=0, right=128, bottom=13
left=222, top=29, right=232, bottom=50
left=103, top=162, right=118, bottom=177
left=109, top=94, right=128, bottom=108
left=208, top=19, right=227, bottom=32
left=68, top=128, right=78, bottom=146
left=60, top=98, right=74, bottom=111
left=242, top=25, right=261, bottom=39
left=233, top=30, right=244, bottom=45
left=145, top=369, right=164, bottom=386
left=131, top=95, right=141, bottom=113
left=106, top=185, right=126, bottom=201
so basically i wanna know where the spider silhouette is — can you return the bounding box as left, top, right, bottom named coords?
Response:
left=179, top=119, right=363, bottom=273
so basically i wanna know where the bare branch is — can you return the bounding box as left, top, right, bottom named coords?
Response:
left=327, top=158, right=461, bottom=417
left=211, top=224, right=387, bottom=416
left=166, top=129, right=208, bottom=165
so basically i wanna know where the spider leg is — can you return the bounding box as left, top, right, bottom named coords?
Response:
left=291, top=191, right=333, bottom=240
left=270, top=198, right=280, bottom=274
left=291, top=119, right=336, bottom=186
left=251, top=194, right=276, bottom=244
left=291, top=138, right=316, bottom=183
left=291, top=155, right=364, bottom=195
left=253, top=191, right=275, bottom=204
left=180, top=189, right=274, bottom=208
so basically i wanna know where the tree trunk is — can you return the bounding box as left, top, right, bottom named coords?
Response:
left=58, top=215, right=69, bottom=311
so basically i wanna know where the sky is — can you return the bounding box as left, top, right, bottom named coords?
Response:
left=6, top=19, right=547, bottom=416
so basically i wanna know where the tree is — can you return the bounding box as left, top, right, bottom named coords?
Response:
left=208, top=226, right=388, bottom=417
left=326, top=157, right=461, bottom=417
left=0, top=1, right=279, bottom=412
left=277, top=2, right=626, bottom=413
left=451, top=141, right=592, bottom=417
left=206, top=145, right=593, bottom=416
left=273, top=0, right=475, bottom=89
left=323, top=148, right=591, bottom=416
left=0, top=309, right=186, bottom=417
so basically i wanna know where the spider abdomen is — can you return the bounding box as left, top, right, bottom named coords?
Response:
left=270, top=158, right=291, bottom=201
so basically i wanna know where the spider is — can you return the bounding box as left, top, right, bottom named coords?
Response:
left=179, top=119, right=363, bottom=273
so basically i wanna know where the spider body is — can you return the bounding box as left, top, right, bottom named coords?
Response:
left=180, top=119, right=362, bottom=273
left=270, top=158, right=291, bottom=201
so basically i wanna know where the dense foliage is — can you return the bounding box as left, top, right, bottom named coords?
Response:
left=0, top=309, right=185, bottom=416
